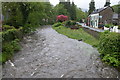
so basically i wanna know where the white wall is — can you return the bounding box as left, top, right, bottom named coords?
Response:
left=90, top=13, right=99, bottom=28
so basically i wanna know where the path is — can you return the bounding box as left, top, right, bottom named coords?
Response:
left=2, top=25, right=119, bottom=78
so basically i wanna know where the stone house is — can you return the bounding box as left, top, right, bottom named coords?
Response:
left=88, top=6, right=114, bottom=28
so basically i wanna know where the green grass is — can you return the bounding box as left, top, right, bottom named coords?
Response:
left=0, top=53, right=12, bottom=63
left=0, top=39, right=21, bottom=63
left=52, top=25, right=99, bottom=47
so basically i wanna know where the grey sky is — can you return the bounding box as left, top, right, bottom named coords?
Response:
left=49, top=0, right=120, bottom=9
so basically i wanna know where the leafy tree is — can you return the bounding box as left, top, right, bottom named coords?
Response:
left=2, top=2, right=23, bottom=27
left=71, top=2, right=76, bottom=20
left=2, top=2, right=55, bottom=33
left=88, top=0, right=95, bottom=15
left=76, top=8, right=87, bottom=22
left=112, top=4, right=120, bottom=13
left=54, top=4, right=69, bottom=16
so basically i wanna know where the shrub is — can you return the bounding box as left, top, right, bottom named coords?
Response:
left=2, top=25, right=15, bottom=31
left=11, top=39, right=21, bottom=51
left=98, top=31, right=120, bottom=67
left=65, top=20, right=76, bottom=26
left=2, top=29, right=17, bottom=42
left=0, top=39, right=21, bottom=63
left=23, top=23, right=36, bottom=33
left=2, top=27, right=23, bottom=42
left=52, top=22, right=62, bottom=27
left=2, top=42, right=14, bottom=56
left=56, top=15, right=68, bottom=22
left=104, top=24, right=114, bottom=28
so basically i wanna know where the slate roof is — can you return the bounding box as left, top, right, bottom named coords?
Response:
left=91, top=6, right=113, bottom=14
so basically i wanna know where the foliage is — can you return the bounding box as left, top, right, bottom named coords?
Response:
left=2, top=27, right=23, bottom=42
left=104, top=24, right=114, bottom=28
left=53, top=4, right=69, bottom=16
left=57, top=15, right=68, bottom=22
left=2, top=25, right=15, bottom=31
left=65, top=20, right=76, bottom=26
left=2, top=2, right=55, bottom=33
left=112, top=4, right=120, bottom=13
left=2, top=2, right=23, bottom=27
left=58, top=1, right=77, bottom=20
left=76, top=8, right=87, bottom=22
left=52, top=24, right=99, bottom=46
left=88, top=1, right=95, bottom=15
left=98, top=31, right=120, bottom=67
left=52, top=22, right=63, bottom=27
left=0, top=39, right=21, bottom=63
left=70, top=2, right=76, bottom=20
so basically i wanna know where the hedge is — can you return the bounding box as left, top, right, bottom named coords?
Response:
left=2, top=27, right=23, bottom=42
left=98, top=31, right=120, bottom=67
left=0, top=25, right=23, bottom=63
left=52, top=22, right=62, bottom=27
left=2, top=25, right=15, bottom=31
left=0, top=39, right=21, bottom=63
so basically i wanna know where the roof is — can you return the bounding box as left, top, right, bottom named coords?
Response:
left=91, top=6, right=113, bottom=14
left=113, top=13, right=118, bottom=19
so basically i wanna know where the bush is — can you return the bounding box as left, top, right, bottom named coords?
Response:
left=11, top=39, right=21, bottom=51
left=65, top=20, right=76, bottom=26
left=2, top=25, right=15, bottom=31
left=56, top=15, right=68, bottom=22
left=0, top=39, right=21, bottom=63
left=105, top=24, right=114, bottom=28
left=2, top=27, right=23, bottom=42
left=98, top=31, right=120, bottom=67
left=52, top=22, right=62, bottom=27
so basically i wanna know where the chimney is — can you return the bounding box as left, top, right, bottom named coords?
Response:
left=91, top=0, right=94, bottom=2
left=106, top=0, right=110, bottom=2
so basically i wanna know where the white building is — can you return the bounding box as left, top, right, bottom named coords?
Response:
left=88, top=6, right=114, bottom=29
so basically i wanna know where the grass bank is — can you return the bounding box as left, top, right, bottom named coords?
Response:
left=52, top=25, right=99, bottom=47
left=52, top=23, right=120, bottom=69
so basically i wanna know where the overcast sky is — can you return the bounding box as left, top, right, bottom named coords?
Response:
left=49, top=0, right=120, bottom=9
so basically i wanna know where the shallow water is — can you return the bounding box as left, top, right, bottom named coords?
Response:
left=2, top=25, right=120, bottom=78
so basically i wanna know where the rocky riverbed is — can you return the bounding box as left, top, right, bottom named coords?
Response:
left=2, top=25, right=120, bottom=78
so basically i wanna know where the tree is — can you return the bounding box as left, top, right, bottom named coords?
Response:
left=2, top=2, right=55, bottom=33
left=76, top=8, right=87, bottom=22
left=54, top=4, right=69, bottom=16
left=70, top=2, right=76, bottom=20
left=88, top=0, right=95, bottom=15
left=112, top=4, right=120, bottom=13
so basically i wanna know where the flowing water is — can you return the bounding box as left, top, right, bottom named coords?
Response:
left=2, top=25, right=120, bottom=78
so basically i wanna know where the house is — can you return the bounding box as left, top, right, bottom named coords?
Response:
left=88, top=6, right=114, bottom=28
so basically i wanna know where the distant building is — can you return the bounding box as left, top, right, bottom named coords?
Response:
left=88, top=6, right=114, bottom=28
